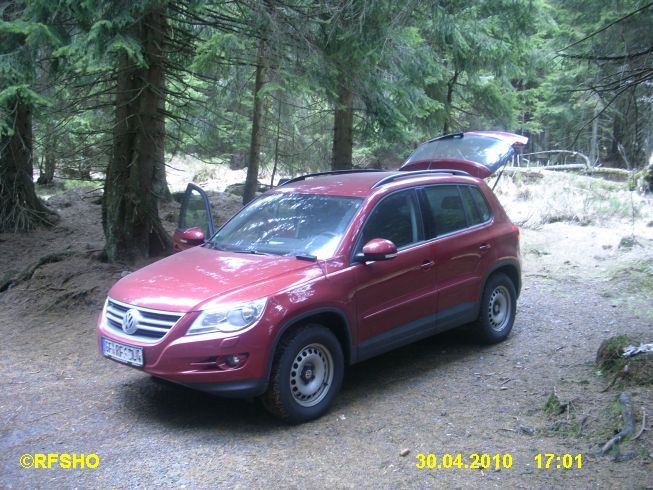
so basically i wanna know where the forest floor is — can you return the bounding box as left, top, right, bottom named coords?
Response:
left=1, top=168, right=652, bottom=488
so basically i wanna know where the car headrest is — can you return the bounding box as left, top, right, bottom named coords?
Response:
left=441, top=196, right=462, bottom=210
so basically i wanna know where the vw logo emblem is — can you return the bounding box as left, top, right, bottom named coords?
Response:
left=122, top=309, right=141, bottom=335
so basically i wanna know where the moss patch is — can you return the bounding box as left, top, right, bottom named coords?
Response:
left=544, top=393, right=563, bottom=415
left=596, top=335, right=653, bottom=386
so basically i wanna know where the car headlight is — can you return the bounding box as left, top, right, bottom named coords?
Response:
left=186, top=298, right=267, bottom=335
left=99, top=298, right=108, bottom=327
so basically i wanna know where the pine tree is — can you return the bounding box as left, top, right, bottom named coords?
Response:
left=0, top=0, right=58, bottom=231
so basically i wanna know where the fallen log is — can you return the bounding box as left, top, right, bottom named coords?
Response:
left=539, top=164, right=587, bottom=171
left=587, top=167, right=631, bottom=179
left=519, top=150, right=591, bottom=168
left=501, top=167, right=544, bottom=179
left=503, top=165, right=632, bottom=181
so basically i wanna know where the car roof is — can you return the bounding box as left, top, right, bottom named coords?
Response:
left=274, top=170, right=481, bottom=198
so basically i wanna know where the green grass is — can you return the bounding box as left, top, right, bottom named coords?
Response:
left=544, top=393, right=562, bottom=415
left=610, top=256, right=653, bottom=294
left=547, top=420, right=580, bottom=438
left=62, top=179, right=103, bottom=190
left=35, top=178, right=102, bottom=196
left=594, top=195, right=640, bottom=220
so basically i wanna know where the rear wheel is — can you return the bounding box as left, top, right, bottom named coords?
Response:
left=474, top=273, right=517, bottom=344
left=262, top=325, right=344, bottom=424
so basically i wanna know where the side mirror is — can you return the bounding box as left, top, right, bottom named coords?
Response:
left=357, top=238, right=398, bottom=262
left=179, top=227, right=205, bottom=244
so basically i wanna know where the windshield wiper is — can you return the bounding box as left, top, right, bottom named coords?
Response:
left=205, top=243, right=268, bottom=255
left=295, top=254, right=317, bottom=262
left=204, top=242, right=223, bottom=251
left=231, top=248, right=275, bottom=256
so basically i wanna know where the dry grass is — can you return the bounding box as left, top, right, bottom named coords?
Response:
left=494, top=171, right=651, bottom=229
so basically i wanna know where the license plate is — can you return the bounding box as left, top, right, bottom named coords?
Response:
left=102, top=338, right=144, bottom=367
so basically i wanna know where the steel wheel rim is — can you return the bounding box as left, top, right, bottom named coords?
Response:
left=289, top=343, right=334, bottom=407
left=488, top=285, right=511, bottom=332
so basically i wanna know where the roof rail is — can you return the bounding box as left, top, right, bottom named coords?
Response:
left=371, top=169, right=470, bottom=189
left=279, top=169, right=384, bottom=186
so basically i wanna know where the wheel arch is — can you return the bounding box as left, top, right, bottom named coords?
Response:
left=483, top=260, right=521, bottom=298
left=266, top=308, right=354, bottom=384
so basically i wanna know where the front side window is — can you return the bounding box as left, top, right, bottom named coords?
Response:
left=360, top=191, right=420, bottom=249
left=181, top=187, right=212, bottom=238
left=209, top=193, right=363, bottom=259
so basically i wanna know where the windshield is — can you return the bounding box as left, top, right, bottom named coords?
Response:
left=209, top=193, right=363, bottom=259
left=406, top=134, right=512, bottom=168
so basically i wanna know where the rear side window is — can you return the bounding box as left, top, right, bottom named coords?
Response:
left=423, top=185, right=467, bottom=236
left=462, top=186, right=492, bottom=225
left=361, top=190, right=420, bottom=249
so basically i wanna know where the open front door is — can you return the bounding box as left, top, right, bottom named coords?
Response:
left=172, top=183, right=215, bottom=253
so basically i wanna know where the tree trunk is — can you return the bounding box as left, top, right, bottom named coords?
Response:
left=37, top=131, right=56, bottom=185
left=443, top=70, right=459, bottom=134
left=153, top=142, right=171, bottom=201
left=149, top=7, right=170, bottom=203
left=243, top=39, right=267, bottom=205
left=0, top=97, right=57, bottom=231
left=0, top=2, right=56, bottom=231
left=270, top=97, right=282, bottom=187
left=331, top=82, right=354, bottom=170
left=608, top=98, right=627, bottom=166
left=589, top=104, right=600, bottom=165
left=102, top=4, right=171, bottom=262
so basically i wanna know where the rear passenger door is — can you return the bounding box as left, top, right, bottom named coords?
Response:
left=421, top=184, right=495, bottom=320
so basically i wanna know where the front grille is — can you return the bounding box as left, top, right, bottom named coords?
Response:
left=104, top=298, right=184, bottom=343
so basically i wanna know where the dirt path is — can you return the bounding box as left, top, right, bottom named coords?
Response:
left=0, top=186, right=651, bottom=488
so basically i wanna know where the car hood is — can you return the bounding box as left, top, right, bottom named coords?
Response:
left=108, top=246, right=322, bottom=312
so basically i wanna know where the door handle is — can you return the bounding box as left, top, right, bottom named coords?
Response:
left=420, top=260, right=435, bottom=270
left=479, top=243, right=492, bottom=252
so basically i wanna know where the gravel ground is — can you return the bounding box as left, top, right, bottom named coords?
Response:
left=0, top=187, right=651, bottom=489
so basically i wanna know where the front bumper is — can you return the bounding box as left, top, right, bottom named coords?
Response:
left=178, top=378, right=268, bottom=397
left=97, top=307, right=273, bottom=398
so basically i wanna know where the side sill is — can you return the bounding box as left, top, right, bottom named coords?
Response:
left=356, top=302, right=479, bottom=363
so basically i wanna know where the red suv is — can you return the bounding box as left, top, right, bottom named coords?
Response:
left=98, top=167, right=521, bottom=423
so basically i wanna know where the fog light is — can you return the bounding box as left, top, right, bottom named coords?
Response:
left=216, top=353, right=248, bottom=370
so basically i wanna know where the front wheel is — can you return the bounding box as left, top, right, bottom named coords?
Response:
left=474, top=273, right=517, bottom=344
left=262, top=325, right=344, bottom=424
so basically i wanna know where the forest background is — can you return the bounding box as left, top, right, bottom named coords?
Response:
left=1, top=0, right=651, bottom=262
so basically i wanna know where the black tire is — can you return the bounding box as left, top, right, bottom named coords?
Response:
left=262, top=324, right=344, bottom=424
left=474, top=273, right=517, bottom=344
